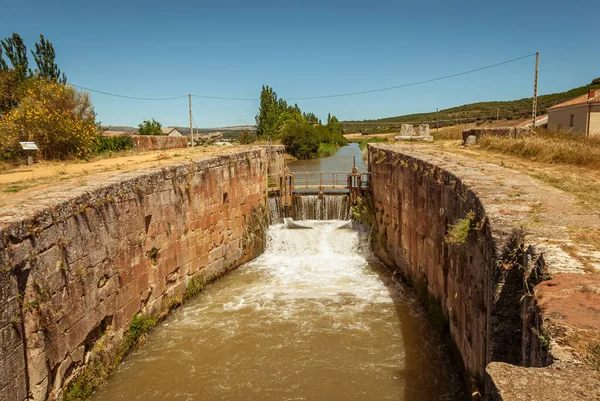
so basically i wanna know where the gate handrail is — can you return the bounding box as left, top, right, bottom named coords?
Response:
left=267, top=171, right=370, bottom=191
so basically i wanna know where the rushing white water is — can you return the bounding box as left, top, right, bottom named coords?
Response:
left=267, top=197, right=283, bottom=225
left=293, top=195, right=350, bottom=220
left=93, top=221, right=466, bottom=401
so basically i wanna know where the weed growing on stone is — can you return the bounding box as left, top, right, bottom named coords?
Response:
left=123, top=313, right=157, bottom=351
left=63, top=313, right=157, bottom=401
left=532, top=327, right=551, bottom=351
left=145, top=247, right=159, bottom=265
left=351, top=195, right=376, bottom=228
left=10, top=315, right=21, bottom=326
left=445, top=212, right=475, bottom=245
left=185, top=275, right=207, bottom=301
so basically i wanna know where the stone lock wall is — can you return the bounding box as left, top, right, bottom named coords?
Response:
left=0, top=146, right=284, bottom=401
left=369, top=145, right=493, bottom=386
left=131, top=135, right=188, bottom=151
left=368, top=144, right=600, bottom=400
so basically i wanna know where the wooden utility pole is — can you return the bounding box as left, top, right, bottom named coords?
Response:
left=189, top=94, right=194, bottom=147
left=436, top=108, right=439, bottom=132
left=532, top=52, right=539, bottom=128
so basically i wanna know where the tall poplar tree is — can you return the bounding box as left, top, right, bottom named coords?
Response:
left=255, top=85, right=280, bottom=138
left=1, top=33, right=28, bottom=81
left=31, top=34, right=66, bottom=83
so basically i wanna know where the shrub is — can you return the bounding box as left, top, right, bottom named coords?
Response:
left=94, top=136, right=132, bottom=153
left=0, top=78, right=98, bottom=160
left=138, top=118, right=162, bottom=136
left=281, top=121, right=320, bottom=159
left=239, top=130, right=256, bottom=144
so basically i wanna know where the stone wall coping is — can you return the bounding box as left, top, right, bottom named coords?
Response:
left=0, top=146, right=284, bottom=234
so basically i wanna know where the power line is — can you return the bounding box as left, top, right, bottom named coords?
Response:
left=67, top=83, right=188, bottom=101
left=68, top=53, right=536, bottom=102
left=190, top=94, right=256, bottom=101
left=286, top=54, right=537, bottom=100
left=342, top=114, right=504, bottom=125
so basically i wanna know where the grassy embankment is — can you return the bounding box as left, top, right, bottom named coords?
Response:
left=433, top=129, right=600, bottom=248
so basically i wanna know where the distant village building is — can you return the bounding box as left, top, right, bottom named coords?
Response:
left=547, top=89, right=600, bottom=135
left=161, top=127, right=184, bottom=137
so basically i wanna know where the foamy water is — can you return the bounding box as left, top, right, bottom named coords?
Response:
left=93, top=221, right=466, bottom=401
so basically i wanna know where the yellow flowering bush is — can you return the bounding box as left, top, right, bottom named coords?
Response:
left=0, top=79, right=98, bottom=160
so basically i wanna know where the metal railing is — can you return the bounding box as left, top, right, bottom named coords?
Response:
left=267, top=171, right=370, bottom=192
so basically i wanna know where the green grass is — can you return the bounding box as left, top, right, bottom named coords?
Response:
left=317, top=142, right=339, bottom=158
left=445, top=212, right=475, bottom=245
left=0, top=182, right=36, bottom=194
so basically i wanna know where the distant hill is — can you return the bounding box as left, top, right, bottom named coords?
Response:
left=100, top=125, right=138, bottom=132
left=342, top=83, right=600, bottom=133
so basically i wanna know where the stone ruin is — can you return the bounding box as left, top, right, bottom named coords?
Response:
left=395, top=124, right=433, bottom=142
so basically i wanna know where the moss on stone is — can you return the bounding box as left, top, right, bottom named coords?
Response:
left=445, top=211, right=475, bottom=245
left=63, top=313, right=157, bottom=401
left=185, top=275, right=207, bottom=301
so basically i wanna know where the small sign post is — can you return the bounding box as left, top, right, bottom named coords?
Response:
left=19, top=142, right=39, bottom=166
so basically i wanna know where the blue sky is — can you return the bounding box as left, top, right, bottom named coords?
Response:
left=1, top=0, right=598, bottom=127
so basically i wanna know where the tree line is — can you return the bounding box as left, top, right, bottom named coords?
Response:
left=255, top=85, right=347, bottom=159
left=0, top=33, right=99, bottom=160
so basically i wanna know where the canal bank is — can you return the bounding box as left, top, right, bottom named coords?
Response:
left=0, top=146, right=284, bottom=401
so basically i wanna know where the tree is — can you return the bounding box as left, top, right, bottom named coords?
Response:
left=0, top=79, right=98, bottom=160
left=239, top=129, right=255, bottom=144
left=0, top=46, right=7, bottom=71
left=326, top=114, right=346, bottom=145
left=255, top=85, right=280, bottom=139
left=592, top=77, right=600, bottom=85
left=1, top=33, right=28, bottom=82
left=0, top=70, right=22, bottom=115
left=303, top=112, right=320, bottom=124
left=281, top=121, right=320, bottom=159
left=31, top=35, right=66, bottom=83
left=138, top=118, right=162, bottom=135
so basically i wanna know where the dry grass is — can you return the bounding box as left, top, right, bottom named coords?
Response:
left=567, top=227, right=600, bottom=252
left=478, top=129, right=600, bottom=169
left=432, top=138, right=600, bottom=213
left=432, top=126, right=463, bottom=141
left=569, top=330, right=600, bottom=371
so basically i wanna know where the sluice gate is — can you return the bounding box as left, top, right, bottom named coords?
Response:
left=267, top=167, right=370, bottom=221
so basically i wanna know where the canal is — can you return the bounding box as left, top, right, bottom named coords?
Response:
left=92, top=144, right=467, bottom=401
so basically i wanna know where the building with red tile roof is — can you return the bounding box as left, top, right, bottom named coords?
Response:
left=547, top=89, right=600, bottom=135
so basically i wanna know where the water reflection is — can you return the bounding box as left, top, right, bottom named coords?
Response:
left=288, top=143, right=366, bottom=173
